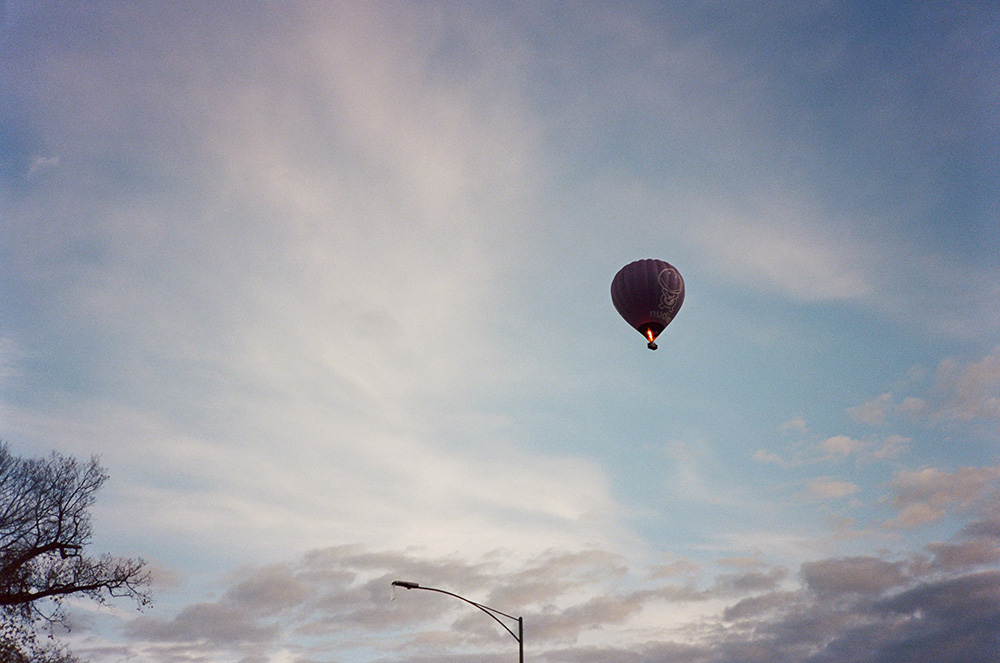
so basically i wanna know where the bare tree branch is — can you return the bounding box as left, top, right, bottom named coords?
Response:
left=0, top=442, right=151, bottom=659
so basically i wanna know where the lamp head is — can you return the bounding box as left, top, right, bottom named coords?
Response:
left=391, top=580, right=420, bottom=589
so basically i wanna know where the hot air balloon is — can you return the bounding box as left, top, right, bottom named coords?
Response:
left=611, top=258, right=685, bottom=350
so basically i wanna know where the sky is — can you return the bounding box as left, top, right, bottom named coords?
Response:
left=1, top=1, right=999, bottom=662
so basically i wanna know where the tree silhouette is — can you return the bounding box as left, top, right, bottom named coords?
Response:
left=0, top=442, right=149, bottom=660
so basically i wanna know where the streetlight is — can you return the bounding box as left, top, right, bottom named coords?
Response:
left=391, top=580, right=524, bottom=663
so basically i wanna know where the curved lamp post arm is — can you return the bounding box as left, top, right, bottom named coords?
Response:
left=392, top=580, right=524, bottom=663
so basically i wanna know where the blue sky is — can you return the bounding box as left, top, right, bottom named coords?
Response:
left=2, top=2, right=999, bottom=662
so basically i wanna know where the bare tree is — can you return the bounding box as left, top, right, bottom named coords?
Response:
left=0, top=442, right=149, bottom=659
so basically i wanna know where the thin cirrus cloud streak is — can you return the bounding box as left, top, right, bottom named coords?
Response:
left=62, top=395, right=632, bottom=567
left=2, top=0, right=614, bottom=570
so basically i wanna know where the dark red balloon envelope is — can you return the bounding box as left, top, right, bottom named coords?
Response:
left=611, top=259, right=685, bottom=350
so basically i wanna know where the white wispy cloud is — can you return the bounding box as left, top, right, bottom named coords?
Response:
left=806, top=477, right=861, bottom=500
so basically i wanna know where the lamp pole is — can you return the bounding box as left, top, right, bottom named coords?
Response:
left=391, top=580, right=524, bottom=663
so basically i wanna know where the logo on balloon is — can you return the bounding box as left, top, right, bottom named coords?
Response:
left=658, top=267, right=683, bottom=312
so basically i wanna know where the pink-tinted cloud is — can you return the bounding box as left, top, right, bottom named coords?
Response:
left=885, top=465, right=1000, bottom=530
